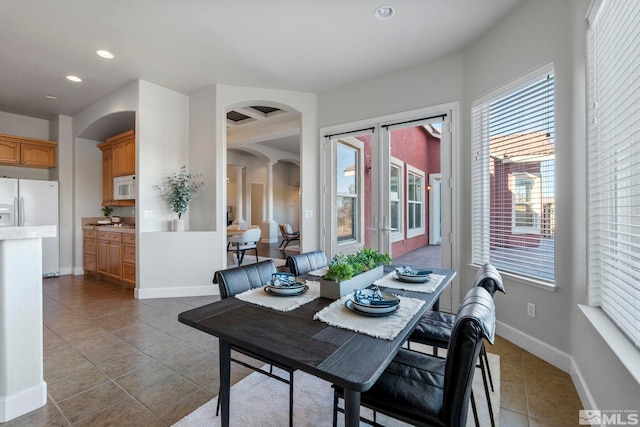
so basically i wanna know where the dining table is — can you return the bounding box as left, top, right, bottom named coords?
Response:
left=178, top=266, right=456, bottom=427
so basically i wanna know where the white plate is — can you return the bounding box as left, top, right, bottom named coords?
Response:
left=345, top=299, right=399, bottom=316
left=265, top=283, right=306, bottom=295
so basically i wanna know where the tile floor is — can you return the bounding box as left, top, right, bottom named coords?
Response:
left=2, top=246, right=583, bottom=426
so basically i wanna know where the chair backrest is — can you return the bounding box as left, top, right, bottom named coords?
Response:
left=213, top=260, right=277, bottom=299
left=441, top=287, right=496, bottom=426
left=284, top=224, right=294, bottom=234
left=472, top=263, right=505, bottom=296
left=233, top=227, right=261, bottom=243
left=286, top=250, right=328, bottom=276
left=279, top=224, right=287, bottom=236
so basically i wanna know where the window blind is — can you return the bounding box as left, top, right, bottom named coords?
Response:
left=471, top=65, right=555, bottom=283
left=587, top=0, right=640, bottom=349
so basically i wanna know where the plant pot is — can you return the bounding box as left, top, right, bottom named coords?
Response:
left=173, top=218, right=185, bottom=232
left=319, top=265, right=385, bottom=299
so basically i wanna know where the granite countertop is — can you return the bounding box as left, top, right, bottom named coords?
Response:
left=0, top=225, right=57, bottom=240
left=82, top=224, right=136, bottom=234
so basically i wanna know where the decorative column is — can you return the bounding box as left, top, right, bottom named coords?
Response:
left=232, top=165, right=246, bottom=228
left=262, top=161, right=278, bottom=243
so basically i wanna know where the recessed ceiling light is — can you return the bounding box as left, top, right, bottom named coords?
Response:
left=44, top=95, right=58, bottom=100
left=375, top=5, right=395, bottom=20
left=66, top=75, right=82, bottom=82
left=96, top=50, right=114, bottom=59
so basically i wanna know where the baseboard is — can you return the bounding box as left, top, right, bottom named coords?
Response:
left=73, top=267, right=84, bottom=275
left=569, top=357, right=598, bottom=411
left=58, top=267, right=73, bottom=276
left=135, top=285, right=219, bottom=299
left=0, top=381, right=47, bottom=422
left=496, top=320, right=572, bottom=372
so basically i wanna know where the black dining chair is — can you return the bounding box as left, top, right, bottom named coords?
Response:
left=285, top=250, right=328, bottom=276
left=212, top=260, right=296, bottom=427
left=408, top=263, right=505, bottom=427
left=333, top=286, right=496, bottom=427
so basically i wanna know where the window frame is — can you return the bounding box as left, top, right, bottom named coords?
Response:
left=334, top=137, right=365, bottom=250
left=406, top=164, right=425, bottom=239
left=390, top=156, right=404, bottom=242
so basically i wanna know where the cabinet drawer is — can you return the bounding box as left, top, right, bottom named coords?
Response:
left=122, top=233, right=136, bottom=244
left=97, top=231, right=121, bottom=242
left=122, top=263, right=136, bottom=284
left=84, top=238, right=96, bottom=254
left=122, top=244, right=135, bottom=263
left=83, top=229, right=96, bottom=239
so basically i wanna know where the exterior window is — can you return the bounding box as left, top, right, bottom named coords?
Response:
left=511, top=172, right=541, bottom=233
left=471, top=65, right=555, bottom=283
left=390, top=158, right=403, bottom=240
left=336, top=142, right=358, bottom=242
left=406, top=166, right=425, bottom=238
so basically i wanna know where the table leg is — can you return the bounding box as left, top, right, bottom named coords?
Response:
left=219, top=340, right=231, bottom=427
left=343, top=388, right=361, bottom=427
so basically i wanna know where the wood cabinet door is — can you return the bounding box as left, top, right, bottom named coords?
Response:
left=122, top=137, right=135, bottom=176
left=21, top=143, right=56, bottom=168
left=107, top=241, right=121, bottom=278
left=97, top=240, right=108, bottom=273
left=0, top=140, right=20, bottom=164
left=102, top=148, right=113, bottom=204
left=112, top=142, right=124, bottom=177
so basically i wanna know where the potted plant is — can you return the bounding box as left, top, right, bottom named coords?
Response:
left=101, top=206, right=113, bottom=218
left=158, top=166, right=204, bottom=231
left=320, top=247, right=391, bottom=298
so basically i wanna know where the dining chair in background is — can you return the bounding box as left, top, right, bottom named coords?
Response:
left=278, top=224, right=300, bottom=250
left=212, top=260, right=296, bottom=426
left=332, top=286, right=497, bottom=427
left=285, top=250, right=328, bottom=276
left=227, top=227, right=261, bottom=265
left=408, top=263, right=505, bottom=427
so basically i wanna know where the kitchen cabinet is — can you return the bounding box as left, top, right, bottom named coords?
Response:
left=85, top=227, right=135, bottom=288
left=97, top=130, right=135, bottom=207
left=121, top=233, right=136, bottom=286
left=83, top=229, right=97, bottom=272
left=0, top=134, right=57, bottom=168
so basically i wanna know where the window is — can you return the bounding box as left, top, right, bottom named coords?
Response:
left=406, top=165, right=425, bottom=238
left=390, top=158, right=403, bottom=240
left=336, top=141, right=359, bottom=242
left=471, top=64, right=555, bottom=283
left=587, top=0, right=640, bottom=349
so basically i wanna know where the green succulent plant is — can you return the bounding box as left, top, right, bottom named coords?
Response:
left=323, top=247, right=391, bottom=282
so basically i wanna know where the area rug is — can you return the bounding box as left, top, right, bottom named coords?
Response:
left=173, top=352, right=500, bottom=427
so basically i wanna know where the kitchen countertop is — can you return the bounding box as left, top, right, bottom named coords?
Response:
left=82, top=224, right=135, bottom=234
left=0, top=225, right=57, bottom=240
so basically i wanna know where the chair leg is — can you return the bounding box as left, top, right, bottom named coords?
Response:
left=288, top=371, right=294, bottom=427
left=479, top=353, right=496, bottom=427
left=482, top=344, right=495, bottom=392
left=216, top=386, right=221, bottom=416
left=470, top=391, right=480, bottom=427
left=332, top=390, right=338, bottom=427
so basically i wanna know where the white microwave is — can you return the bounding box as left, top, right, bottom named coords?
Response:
left=114, top=175, right=135, bottom=200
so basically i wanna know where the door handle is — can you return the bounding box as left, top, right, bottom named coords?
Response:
left=19, top=197, right=24, bottom=226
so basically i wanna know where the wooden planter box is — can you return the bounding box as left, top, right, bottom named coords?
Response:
left=319, top=265, right=385, bottom=299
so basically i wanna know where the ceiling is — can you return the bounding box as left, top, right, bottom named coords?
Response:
left=1, top=0, right=526, bottom=121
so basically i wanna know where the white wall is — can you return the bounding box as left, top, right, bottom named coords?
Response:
left=317, top=0, right=640, bottom=411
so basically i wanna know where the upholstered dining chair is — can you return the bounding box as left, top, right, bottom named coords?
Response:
left=227, top=227, right=261, bottom=265
left=285, top=250, right=328, bottom=277
left=212, top=260, right=296, bottom=426
left=332, top=286, right=496, bottom=427
left=408, top=263, right=505, bottom=427
left=278, top=224, right=300, bottom=250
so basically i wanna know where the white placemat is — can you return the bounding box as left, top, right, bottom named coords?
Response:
left=235, top=281, right=321, bottom=312
left=313, top=293, right=425, bottom=340
left=373, top=271, right=445, bottom=293
left=307, top=267, right=329, bottom=277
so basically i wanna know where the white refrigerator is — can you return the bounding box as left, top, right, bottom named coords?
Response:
left=0, top=178, right=59, bottom=277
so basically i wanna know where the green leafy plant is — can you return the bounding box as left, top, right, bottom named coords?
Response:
left=323, top=247, right=391, bottom=282
left=158, top=166, right=204, bottom=219
left=101, top=206, right=113, bottom=217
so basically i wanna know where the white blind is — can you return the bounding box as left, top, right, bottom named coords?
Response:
left=587, top=0, right=640, bottom=349
left=471, top=65, right=555, bottom=283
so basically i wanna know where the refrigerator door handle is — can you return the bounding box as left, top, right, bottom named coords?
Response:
left=19, top=196, right=24, bottom=226
left=13, top=196, right=18, bottom=226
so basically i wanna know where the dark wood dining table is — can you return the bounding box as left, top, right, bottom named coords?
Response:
left=178, top=267, right=456, bottom=427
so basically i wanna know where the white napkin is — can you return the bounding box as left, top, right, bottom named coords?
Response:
left=373, top=271, right=446, bottom=293
left=307, top=267, right=329, bottom=277
left=235, top=281, right=321, bottom=312
left=313, top=293, right=425, bottom=340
